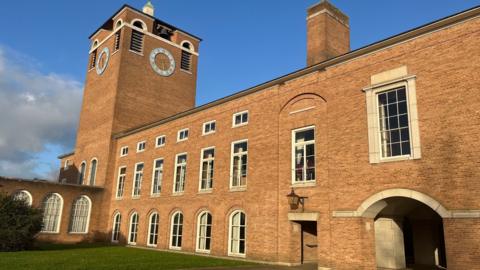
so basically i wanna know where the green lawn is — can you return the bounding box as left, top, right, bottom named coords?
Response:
left=0, top=244, right=255, bottom=270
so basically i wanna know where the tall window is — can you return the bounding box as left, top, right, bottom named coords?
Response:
left=41, top=193, right=63, bottom=233
left=78, top=162, right=86, bottom=185
left=231, top=141, right=248, bottom=189
left=116, top=167, right=127, bottom=199
left=180, top=41, right=193, bottom=71
left=147, top=212, right=160, bottom=247
left=13, top=190, right=32, bottom=206
left=173, top=154, right=187, bottom=193
left=112, top=212, right=121, bottom=243
left=132, top=163, right=144, bottom=197
left=170, top=211, right=183, bottom=249
left=130, top=21, right=145, bottom=54
left=293, top=127, right=315, bottom=183
left=114, top=21, right=122, bottom=51
left=69, top=196, right=91, bottom=233
left=378, top=87, right=411, bottom=158
left=89, top=159, right=97, bottom=186
left=89, top=41, right=98, bottom=69
left=151, top=159, right=163, bottom=195
left=128, top=212, right=139, bottom=245
left=196, top=211, right=212, bottom=253
left=229, top=211, right=246, bottom=256
left=199, top=148, right=215, bottom=191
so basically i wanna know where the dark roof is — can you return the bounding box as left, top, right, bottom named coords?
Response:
left=88, top=4, right=202, bottom=41
left=114, top=4, right=480, bottom=139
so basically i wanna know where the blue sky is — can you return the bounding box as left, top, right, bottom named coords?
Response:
left=0, top=0, right=478, bottom=179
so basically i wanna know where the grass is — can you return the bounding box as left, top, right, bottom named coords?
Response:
left=0, top=243, right=255, bottom=270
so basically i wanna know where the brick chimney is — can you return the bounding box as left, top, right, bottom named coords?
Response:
left=306, top=0, right=350, bottom=66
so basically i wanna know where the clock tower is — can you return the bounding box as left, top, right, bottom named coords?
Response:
left=60, top=2, right=201, bottom=187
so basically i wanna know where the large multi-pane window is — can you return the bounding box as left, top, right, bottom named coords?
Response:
left=13, top=190, right=32, bottom=206
left=229, top=211, right=246, bottom=256
left=199, top=148, right=215, bottom=191
left=170, top=211, right=183, bottom=249
left=89, top=159, right=97, bottom=186
left=78, top=162, right=86, bottom=185
left=293, top=127, right=315, bottom=183
left=196, top=211, right=212, bottom=253
left=116, top=167, right=127, bottom=199
left=231, top=141, right=248, bottom=188
left=111, top=212, right=121, bottom=242
left=41, top=193, right=63, bottom=233
left=151, top=159, right=163, bottom=195
left=69, top=196, right=91, bottom=233
left=132, top=163, right=144, bottom=197
left=377, top=87, right=411, bottom=158
left=128, top=212, right=139, bottom=245
left=173, top=154, right=187, bottom=193
left=147, top=212, right=159, bottom=247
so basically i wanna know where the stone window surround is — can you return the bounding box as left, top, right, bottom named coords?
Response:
left=364, top=66, right=421, bottom=164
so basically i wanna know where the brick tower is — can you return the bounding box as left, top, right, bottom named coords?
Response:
left=59, top=2, right=201, bottom=187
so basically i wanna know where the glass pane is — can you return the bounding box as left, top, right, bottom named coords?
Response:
left=242, top=113, right=248, bottom=123
left=397, top=88, right=406, bottom=101
left=378, top=93, right=387, bottom=106
left=398, top=101, right=407, bottom=114
left=390, top=129, right=400, bottom=143
left=388, top=104, right=397, bottom=116
left=399, top=115, right=409, bottom=128
left=400, top=128, right=410, bottom=142
left=402, top=142, right=411, bottom=155
left=389, top=116, right=399, bottom=129
left=387, top=91, right=397, bottom=104
left=391, top=143, right=401, bottom=156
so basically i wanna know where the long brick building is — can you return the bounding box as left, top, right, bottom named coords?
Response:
left=1, top=1, right=479, bottom=269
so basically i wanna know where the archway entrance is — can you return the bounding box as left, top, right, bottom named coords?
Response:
left=372, top=197, right=447, bottom=270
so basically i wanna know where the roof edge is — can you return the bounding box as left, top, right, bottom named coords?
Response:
left=114, top=5, right=480, bottom=139
left=57, top=151, right=75, bottom=159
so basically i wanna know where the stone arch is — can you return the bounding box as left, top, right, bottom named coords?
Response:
left=357, top=188, right=451, bottom=218
left=279, top=92, right=326, bottom=114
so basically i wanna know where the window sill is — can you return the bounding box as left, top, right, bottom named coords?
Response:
left=176, top=139, right=188, bottom=143
left=132, top=196, right=141, bottom=200
left=198, top=189, right=213, bottom=194
left=378, top=155, right=415, bottom=163
left=172, top=192, right=184, bottom=196
left=128, top=49, right=143, bottom=56
left=291, top=181, right=316, bottom=188
left=40, top=231, right=60, bottom=235
left=196, top=249, right=211, bottom=254
left=228, top=253, right=246, bottom=258
left=232, top=123, right=248, bottom=128
left=155, top=145, right=165, bottom=148
left=136, top=150, right=145, bottom=153
left=229, top=187, right=246, bottom=192
left=170, top=246, right=182, bottom=251
left=146, top=244, right=157, bottom=248
left=180, top=69, right=192, bottom=74
left=150, top=194, right=161, bottom=198
left=115, top=197, right=123, bottom=201
left=68, top=232, right=88, bottom=235
left=127, top=243, right=137, bottom=246
left=202, top=132, right=215, bottom=136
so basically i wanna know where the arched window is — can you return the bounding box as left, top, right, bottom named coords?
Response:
left=13, top=190, right=32, bottom=206
left=41, top=193, right=63, bottom=233
left=114, top=20, right=122, bottom=51
left=170, top=211, right=183, bottom=249
left=128, top=212, right=139, bottom=245
left=112, top=212, right=121, bottom=243
left=89, top=158, right=97, bottom=186
left=196, top=211, right=212, bottom=253
left=147, top=212, right=159, bottom=247
left=180, top=41, right=193, bottom=71
left=78, top=161, right=86, bottom=185
left=130, top=20, right=146, bottom=54
left=69, top=196, right=91, bottom=233
left=228, top=210, right=246, bottom=256
left=115, top=19, right=123, bottom=30
left=89, top=40, right=99, bottom=69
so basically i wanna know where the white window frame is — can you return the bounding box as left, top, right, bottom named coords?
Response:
left=41, top=193, right=64, bottom=234
left=132, top=162, right=144, bottom=198
left=232, top=110, right=249, bottom=127
left=173, top=153, right=187, bottom=194
left=136, top=141, right=146, bottom=153
left=177, top=128, right=189, bottom=142
left=78, top=161, right=87, bottom=185
left=88, top=158, right=98, bottom=186
left=68, top=195, right=92, bottom=234
left=230, top=140, right=248, bottom=190
left=151, top=158, right=164, bottom=196
left=364, top=69, right=421, bottom=163
left=116, top=166, right=127, bottom=199
left=147, top=212, right=160, bottom=247
left=64, top=159, right=71, bottom=169
left=13, top=190, right=33, bottom=206
left=155, top=135, right=166, bottom=148
left=128, top=212, right=139, bottom=245
left=120, top=146, right=129, bottom=157
left=111, top=212, right=121, bottom=243
left=196, top=211, right=212, bottom=253
left=228, top=210, right=246, bottom=257
left=291, top=126, right=316, bottom=185
left=169, top=211, right=183, bottom=250
left=198, top=147, right=215, bottom=192
left=202, top=120, right=216, bottom=136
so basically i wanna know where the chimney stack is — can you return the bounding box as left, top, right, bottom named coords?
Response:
left=306, top=0, right=350, bottom=66
left=143, top=1, right=155, bottom=16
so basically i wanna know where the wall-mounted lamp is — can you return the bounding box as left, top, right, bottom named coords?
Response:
left=286, top=188, right=307, bottom=212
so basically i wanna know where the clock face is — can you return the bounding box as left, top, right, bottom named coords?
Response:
left=149, top=48, right=175, bottom=76
left=96, top=47, right=110, bottom=75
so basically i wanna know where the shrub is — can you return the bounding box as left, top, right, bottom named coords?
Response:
left=0, top=192, right=43, bottom=251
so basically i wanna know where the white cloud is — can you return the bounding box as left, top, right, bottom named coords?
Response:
left=0, top=46, right=83, bottom=180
